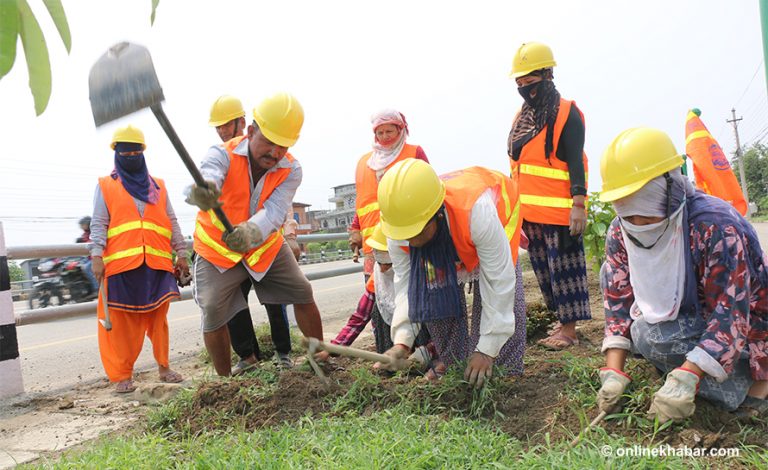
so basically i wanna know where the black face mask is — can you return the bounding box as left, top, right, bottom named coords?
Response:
left=518, top=82, right=541, bottom=106
left=120, top=154, right=144, bottom=172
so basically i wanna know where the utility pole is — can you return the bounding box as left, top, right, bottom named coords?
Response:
left=727, top=108, right=751, bottom=216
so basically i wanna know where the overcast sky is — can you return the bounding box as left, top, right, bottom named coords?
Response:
left=1, top=0, right=766, bottom=248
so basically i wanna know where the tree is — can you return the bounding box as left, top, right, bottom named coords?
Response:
left=0, top=0, right=159, bottom=115
left=8, top=260, right=25, bottom=282
left=733, top=143, right=768, bottom=213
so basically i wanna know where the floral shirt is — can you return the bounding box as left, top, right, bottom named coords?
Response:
left=603, top=215, right=768, bottom=380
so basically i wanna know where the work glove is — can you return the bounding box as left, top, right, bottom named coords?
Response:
left=597, top=367, right=631, bottom=413
left=648, top=368, right=700, bottom=423
left=222, top=222, right=263, bottom=253
left=186, top=180, right=222, bottom=211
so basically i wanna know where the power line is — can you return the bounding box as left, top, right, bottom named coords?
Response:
left=734, top=59, right=765, bottom=109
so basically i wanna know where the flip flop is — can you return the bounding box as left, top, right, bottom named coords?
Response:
left=115, top=379, right=136, bottom=393
left=537, top=332, right=579, bottom=350
left=232, top=360, right=258, bottom=376
left=734, top=396, right=768, bottom=420
left=159, top=370, right=183, bottom=383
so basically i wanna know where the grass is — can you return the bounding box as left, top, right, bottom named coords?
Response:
left=23, top=315, right=768, bottom=469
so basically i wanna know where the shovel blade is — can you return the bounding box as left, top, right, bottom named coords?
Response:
left=88, top=41, right=165, bottom=127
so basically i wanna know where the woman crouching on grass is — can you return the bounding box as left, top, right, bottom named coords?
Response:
left=596, top=127, right=768, bottom=422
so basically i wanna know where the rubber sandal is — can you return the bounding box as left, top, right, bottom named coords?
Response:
left=159, top=370, right=183, bottom=383
left=115, top=380, right=136, bottom=393
left=276, top=352, right=293, bottom=369
left=734, top=396, right=768, bottom=420
left=232, top=360, right=257, bottom=376
left=537, top=332, right=579, bottom=350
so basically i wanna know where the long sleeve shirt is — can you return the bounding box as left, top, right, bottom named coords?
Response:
left=89, top=183, right=187, bottom=259
left=602, top=216, right=768, bottom=381
left=389, top=190, right=517, bottom=358
left=185, top=138, right=302, bottom=280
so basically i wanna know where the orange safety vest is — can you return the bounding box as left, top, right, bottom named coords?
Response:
left=99, top=176, right=174, bottom=277
left=194, top=135, right=291, bottom=272
left=442, top=166, right=522, bottom=270
left=355, top=144, right=419, bottom=254
left=510, top=98, right=589, bottom=226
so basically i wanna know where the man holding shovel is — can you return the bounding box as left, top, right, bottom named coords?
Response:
left=187, top=92, right=323, bottom=376
left=90, top=125, right=188, bottom=393
left=207, top=95, right=294, bottom=373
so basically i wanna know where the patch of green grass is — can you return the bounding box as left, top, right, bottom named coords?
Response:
left=30, top=406, right=738, bottom=470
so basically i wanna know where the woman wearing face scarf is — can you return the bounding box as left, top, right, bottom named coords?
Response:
left=507, top=42, right=591, bottom=350
left=597, top=127, right=768, bottom=423
left=349, top=109, right=429, bottom=282
left=89, top=125, right=190, bottom=393
left=376, top=160, right=526, bottom=388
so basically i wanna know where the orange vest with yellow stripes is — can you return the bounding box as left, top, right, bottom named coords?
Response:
left=194, top=135, right=290, bottom=272
left=510, top=98, right=589, bottom=226
left=355, top=144, right=419, bottom=254
left=442, top=166, right=522, bottom=270
left=99, top=176, right=174, bottom=277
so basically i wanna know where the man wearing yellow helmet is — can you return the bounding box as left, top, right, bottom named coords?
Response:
left=507, top=42, right=591, bottom=350
left=597, top=127, right=768, bottom=423
left=90, top=125, right=189, bottom=392
left=206, top=95, right=295, bottom=373
left=187, top=92, right=323, bottom=377
left=376, top=160, right=526, bottom=388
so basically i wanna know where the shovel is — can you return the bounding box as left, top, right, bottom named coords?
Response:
left=302, top=337, right=412, bottom=383
left=88, top=41, right=233, bottom=233
left=98, top=279, right=112, bottom=331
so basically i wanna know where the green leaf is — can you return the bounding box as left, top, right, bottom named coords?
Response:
left=42, top=0, right=70, bottom=53
left=0, top=0, right=19, bottom=78
left=593, top=222, right=607, bottom=236
left=151, top=0, right=159, bottom=25
left=17, top=0, right=51, bottom=115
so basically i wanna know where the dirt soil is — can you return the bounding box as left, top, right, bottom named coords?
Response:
left=4, top=268, right=767, bottom=468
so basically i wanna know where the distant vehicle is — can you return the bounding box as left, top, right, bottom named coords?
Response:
left=28, top=257, right=97, bottom=309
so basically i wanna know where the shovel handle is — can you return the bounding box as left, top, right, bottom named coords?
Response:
left=150, top=104, right=234, bottom=233
left=303, top=337, right=398, bottom=365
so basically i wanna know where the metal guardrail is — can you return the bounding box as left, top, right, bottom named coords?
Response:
left=6, top=232, right=349, bottom=260
left=11, top=232, right=360, bottom=326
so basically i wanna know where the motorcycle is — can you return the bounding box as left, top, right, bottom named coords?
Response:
left=28, top=258, right=65, bottom=309
left=60, top=257, right=97, bottom=303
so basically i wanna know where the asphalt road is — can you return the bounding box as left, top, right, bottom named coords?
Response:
left=15, top=259, right=365, bottom=395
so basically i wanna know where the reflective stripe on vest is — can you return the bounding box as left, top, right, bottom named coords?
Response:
left=355, top=144, right=419, bottom=254
left=515, top=98, right=589, bottom=226
left=194, top=135, right=291, bottom=271
left=107, top=220, right=172, bottom=239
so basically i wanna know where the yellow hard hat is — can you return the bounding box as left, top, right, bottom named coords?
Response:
left=209, top=95, right=245, bottom=127
left=110, top=125, right=146, bottom=150
left=377, top=159, right=445, bottom=240
left=599, top=127, right=684, bottom=202
left=365, top=223, right=388, bottom=252
left=252, top=92, right=304, bottom=147
left=509, top=42, right=557, bottom=78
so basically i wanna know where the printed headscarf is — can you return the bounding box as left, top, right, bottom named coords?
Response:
left=368, top=109, right=409, bottom=178
left=507, top=69, right=561, bottom=162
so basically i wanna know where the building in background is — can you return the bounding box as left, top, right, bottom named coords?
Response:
left=314, top=183, right=356, bottom=233
left=290, top=202, right=312, bottom=235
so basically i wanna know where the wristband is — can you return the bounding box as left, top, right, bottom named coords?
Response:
left=600, top=367, right=631, bottom=381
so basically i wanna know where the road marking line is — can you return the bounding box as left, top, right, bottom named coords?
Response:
left=19, top=282, right=361, bottom=352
